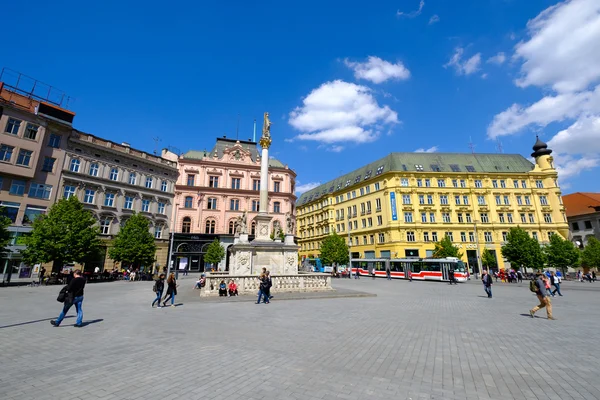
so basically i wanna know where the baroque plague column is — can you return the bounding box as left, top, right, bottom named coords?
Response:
left=227, top=112, right=300, bottom=277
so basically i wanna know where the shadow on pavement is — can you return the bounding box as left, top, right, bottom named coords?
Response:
left=80, top=319, right=104, bottom=327
left=0, top=316, right=73, bottom=329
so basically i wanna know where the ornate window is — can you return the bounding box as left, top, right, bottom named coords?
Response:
left=182, top=217, right=191, bottom=233
left=109, top=168, right=119, bottom=181
left=69, top=158, right=80, bottom=172
left=89, top=163, right=99, bottom=177
left=99, top=217, right=112, bottom=235
left=184, top=196, right=193, bottom=208
left=205, top=219, right=216, bottom=234
left=273, top=201, right=281, bottom=213
left=228, top=220, right=235, bottom=234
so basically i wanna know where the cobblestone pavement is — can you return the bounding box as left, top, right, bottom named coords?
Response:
left=1, top=277, right=600, bottom=400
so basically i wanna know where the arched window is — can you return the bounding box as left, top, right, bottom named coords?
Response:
left=228, top=220, right=235, bottom=235
left=184, top=196, right=193, bottom=208
left=251, top=221, right=256, bottom=236
left=205, top=219, right=216, bottom=234
left=182, top=217, right=191, bottom=233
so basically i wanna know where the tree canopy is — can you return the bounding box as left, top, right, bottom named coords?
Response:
left=21, top=197, right=101, bottom=272
left=501, top=226, right=545, bottom=271
left=0, top=211, right=11, bottom=258
left=544, top=233, right=579, bottom=273
left=481, top=248, right=498, bottom=270
left=319, top=232, right=349, bottom=267
left=108, top=213, right=156, bottom=270
left=582, top=237, right=600, bottom=270
left=204, top=239, right=225, bottom=267
left=433, top=235, right=463, bottom=259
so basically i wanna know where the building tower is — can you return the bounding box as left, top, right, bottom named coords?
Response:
left=531, top=136, right=554, bottom=171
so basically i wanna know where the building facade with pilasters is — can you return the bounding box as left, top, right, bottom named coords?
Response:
left=59, top=130, right=179, bottom=272
left=296, top=139, right=568, bottom=272
left=171, top=137, right=297, bottom=272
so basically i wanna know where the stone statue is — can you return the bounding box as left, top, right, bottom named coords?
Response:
left=262, top=112, right=271, bottom=137
left=236, top=211, right=248, bottom=235
left=285, top=212, right=294, bottom=235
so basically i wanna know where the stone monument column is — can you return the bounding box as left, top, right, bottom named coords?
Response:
left=253, top=112, right=274, bottom=242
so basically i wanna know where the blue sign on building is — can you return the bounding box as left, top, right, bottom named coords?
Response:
left=390, top=192, right=398, bottom=221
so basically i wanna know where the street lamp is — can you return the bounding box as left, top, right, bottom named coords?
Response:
left=347, top=223, right=352, bottom=278
left=473, top=220, right=483, bottom=278
left=167, top=203, right=179, bottom=279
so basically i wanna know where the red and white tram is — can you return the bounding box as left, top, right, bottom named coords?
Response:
left=351, top=257, right=468, bottom=282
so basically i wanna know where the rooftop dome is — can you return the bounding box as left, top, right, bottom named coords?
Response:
left=531, top=136, right=552, bottom=158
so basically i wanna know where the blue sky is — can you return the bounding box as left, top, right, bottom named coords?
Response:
left=3, top=0, right=599, bottom=194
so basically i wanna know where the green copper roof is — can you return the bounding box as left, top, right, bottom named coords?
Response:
left=297, top=152, right=535, bottom=205
left=182, top=138, right=286, bottom=168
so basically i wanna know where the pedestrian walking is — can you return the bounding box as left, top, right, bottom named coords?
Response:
left=371, top=266, right=376, bottom=280
left=265, top=270, right=274, bottom=299
left=545, top=275, right=554, bottom=297
left=593, top=271, right=597, bottom=282
left=162, top=273, right=178, bottom=307
left=448, top=268, right=455, bottom=285
left=50, top=269, right=86, bottom=328
left=407, top=269, right=412, bottom=282
left=38, top=266, right=46, bottom=285
left=550, top=271, right=562, bottom=296
left=256, top=273, right=270, bottom=304
left=354, top=266, right=360, bottom=279
left=385, top=264, right=391, bottom=280
left=152, top=274, right=165, bottom=308
left=517, top=270, right=523, bottom=283
left=530, top=272, right=555, bottom=320
left=482, top=270, right=493, bottom=298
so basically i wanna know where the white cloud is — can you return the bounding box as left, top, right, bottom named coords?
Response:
left=444, top=47, right=481, bottom=76
left=487, top=84, right=600, bottom=138
left=487, top=52, right=506, bottom=65
left=428, top=15, right=440, bottom=25
left=548, top=114, right=600, bottom=155
left=288, top=80, right=399, bottom=145
left=414, top=146, right=438, bottom=153
left=330, top=145, right=344, bottom=153
left=344, top=56, right=410, bottom=84
left=514, top=0, right=600, bottom=93
left=553, top=153, right=599, bottom=180
left=397, top=0, right=424, bottom=18
left=296, top=182, right=321, bottom=194
left=481, top=73, right=488, bottom=79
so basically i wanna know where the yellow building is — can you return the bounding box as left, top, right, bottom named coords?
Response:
left=296, top=138, right=568, bottom=272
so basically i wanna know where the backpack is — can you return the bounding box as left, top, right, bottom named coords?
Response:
left=529, top=279, right=537, bottom=293
left=152, top=282, right=157, bottom=293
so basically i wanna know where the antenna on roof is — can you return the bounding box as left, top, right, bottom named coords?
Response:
left=496, top=139, right=504, bottom=154
left=253, top=118, right=257, bottom=142
left=468, top=136, right=476, bottom=154
left=236, top=113, right=240, bottom=140
left=152, top=137, right=161, bottom=155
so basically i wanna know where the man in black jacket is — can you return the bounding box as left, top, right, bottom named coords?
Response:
left=482, top=270, right=493, bottom=298
left=51, top=270, right=86, bottom=327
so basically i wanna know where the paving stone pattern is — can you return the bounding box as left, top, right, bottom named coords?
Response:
left=1, top=277, right=600, bottom=400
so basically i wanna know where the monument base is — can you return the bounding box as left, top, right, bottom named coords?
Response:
left=199, top=272, right=333, bottom=297
left=229, top=240, right=299, bottom=276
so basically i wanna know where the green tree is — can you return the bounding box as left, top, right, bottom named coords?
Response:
left=319, top=232, right=349, bottom=269
left=21, top=197, right=101, bottom=272
left=582, top=237, right=600, bottom=270
left=0, top=211, right=11, bottom=258
left=108, top=213, right=156, bottom=270
left=481, top=248, right=498, bottom=270
left=204, top=239, right=225, bottom=268
left=501, top=226, right=545, bottom=272
left=433, top=235, right=463, bottom=259
left=544, top=233, right=580, bottom=274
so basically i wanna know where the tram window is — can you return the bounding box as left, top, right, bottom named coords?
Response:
left=390, top=262, right=403, bottom=272
left=412, top=262, right=421, bottom=273
left=429, top=263, right=441, bottom=272
left=454, top=261, right=466, bottom=272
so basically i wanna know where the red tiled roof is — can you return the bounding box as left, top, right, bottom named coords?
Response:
left=563, top=192, right=600, bottom=217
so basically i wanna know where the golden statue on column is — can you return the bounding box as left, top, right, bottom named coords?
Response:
left=259, top=112, right=272, bottom=149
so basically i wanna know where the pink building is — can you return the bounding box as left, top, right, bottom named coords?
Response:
left=171, top=137, right=296, bottom=271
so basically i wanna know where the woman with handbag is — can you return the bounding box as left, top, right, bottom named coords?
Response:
left=51, top=270, right=86, bottom=328
left=162, top=273, right=178, bottom=307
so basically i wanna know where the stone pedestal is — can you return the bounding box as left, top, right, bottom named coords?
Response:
left=252, top=213, right=273, bottom=243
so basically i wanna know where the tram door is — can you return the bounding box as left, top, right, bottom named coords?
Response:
left=441, top=262, right=450, bottom=281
